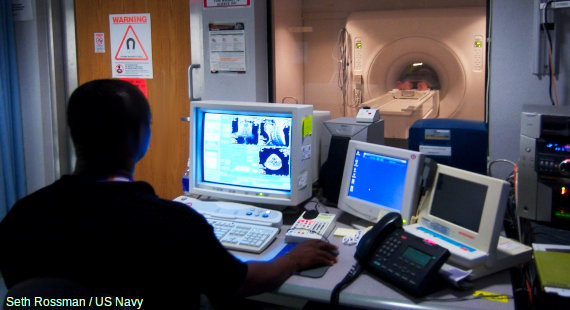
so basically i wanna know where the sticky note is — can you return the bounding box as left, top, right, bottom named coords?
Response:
left=302, top=115, right=313, bottom=138
left=333, top=227, right=360, bottom=237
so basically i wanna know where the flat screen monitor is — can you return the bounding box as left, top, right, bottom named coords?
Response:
left=337, top=140, right=425, bottom=224
left=417, top=164, right=510, bottom=255
left=189, top=100, right=313, bottom=209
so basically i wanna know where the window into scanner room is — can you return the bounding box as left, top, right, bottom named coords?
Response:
left=271, top=0, right=487, bottom=144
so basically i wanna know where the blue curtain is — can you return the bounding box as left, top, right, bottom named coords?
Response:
left=0, top=1, right=26, bottom=220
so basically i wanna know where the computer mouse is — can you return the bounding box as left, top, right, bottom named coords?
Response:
left=303, top=209, right=319, bottom=220
left=328, top=249, right=339, bottom=257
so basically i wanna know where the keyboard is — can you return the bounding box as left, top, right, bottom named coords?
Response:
left=173, top=196, right=282, bottom=253
left=207, top=218, right=279, bottom=254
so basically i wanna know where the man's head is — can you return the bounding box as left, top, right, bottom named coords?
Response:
left=67, top=79, right=151, bottom=178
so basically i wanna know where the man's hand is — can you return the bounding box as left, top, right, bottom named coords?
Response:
left=238, top=240, right=339, bottom=296
left=286, top=240, right=338, bottom=271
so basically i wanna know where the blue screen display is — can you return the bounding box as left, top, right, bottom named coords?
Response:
left=347, top=149, right=408, bottom=211
left=201, top=111, right=292, bottom=191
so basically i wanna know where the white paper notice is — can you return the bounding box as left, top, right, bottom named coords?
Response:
left=109, top=13, right=153, bottom=78
left=209, top=23, right=246, bottom=73
left=419, top=145, right=452, bottom=157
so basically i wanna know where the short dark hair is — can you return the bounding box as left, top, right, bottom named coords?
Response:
left=67, top=79, right=150, bottom=168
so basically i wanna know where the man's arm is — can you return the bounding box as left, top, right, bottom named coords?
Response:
left=235, top=240, right=338, bottom=296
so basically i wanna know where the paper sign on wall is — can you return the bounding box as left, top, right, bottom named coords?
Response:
left=120, top=78, right=148, bottom=98
left=209, top=23, right=246, bottom=73
left=109, top=13, right=153, bottom=79
left=94, top=33, right=105, bottom=53
left=204, top=0, right=250, bottom=8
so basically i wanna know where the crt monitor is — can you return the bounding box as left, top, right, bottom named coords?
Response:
left=416, top=164, right=510, bottom=261
left=189, top=100, right=313, bottom=209
left=337, top=140, right=425, bottom=224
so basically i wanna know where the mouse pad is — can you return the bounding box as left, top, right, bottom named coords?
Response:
left=275, top=243, right=331, bottom=278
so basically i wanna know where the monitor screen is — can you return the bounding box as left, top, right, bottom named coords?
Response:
left=189, top=100, right=313, bottom=209
left=347, top=151, right=409, bottom=212
left=430, top=174, right=487, bottom=232
left=201, top=111, right=292, bottom=191
left=337, top=140, right=425, bottom=223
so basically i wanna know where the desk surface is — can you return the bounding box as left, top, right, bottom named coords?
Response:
left=233, top=208, right=516, bottom=310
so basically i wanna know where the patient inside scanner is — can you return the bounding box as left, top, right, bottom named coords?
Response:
left=364, top=63, right=441, bottom=139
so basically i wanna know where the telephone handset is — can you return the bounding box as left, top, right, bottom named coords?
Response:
left=354, top=212, right=450, bottom=297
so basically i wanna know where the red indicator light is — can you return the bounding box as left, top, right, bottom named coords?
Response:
left=562, top=187, right=568, bottom=196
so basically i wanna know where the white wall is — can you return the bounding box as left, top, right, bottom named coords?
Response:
left=271, top=0, right=304, bottom=104
left=488, top=0, right=569, bottom=180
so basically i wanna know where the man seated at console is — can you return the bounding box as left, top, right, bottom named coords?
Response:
left=0, top=79, right=338, bottom=309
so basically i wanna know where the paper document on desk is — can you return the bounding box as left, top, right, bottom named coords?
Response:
left=532, top=243, right=570, bottom=297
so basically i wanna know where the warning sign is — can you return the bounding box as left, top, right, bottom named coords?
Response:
left=115, top=25, right=149, bottom=60
left=109, top=13, right=153, bottom=78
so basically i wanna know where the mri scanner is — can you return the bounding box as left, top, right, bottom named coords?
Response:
left=346, top=7, right=486, bottom=139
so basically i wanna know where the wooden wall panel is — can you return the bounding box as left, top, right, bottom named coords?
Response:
left=75, top=0, right=190, bottom=199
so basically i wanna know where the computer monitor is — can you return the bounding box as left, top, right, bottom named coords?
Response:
left=416, top=164, right=510, bottom=263
left=337, top=140, right=425, bottom=224
left=189, top=100, right=313, bottom=209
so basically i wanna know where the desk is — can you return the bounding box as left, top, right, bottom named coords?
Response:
left=234, top=208, right=516, bottom=310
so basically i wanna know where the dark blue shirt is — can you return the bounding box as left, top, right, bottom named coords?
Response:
left=0, top=175, right=247, bottom=309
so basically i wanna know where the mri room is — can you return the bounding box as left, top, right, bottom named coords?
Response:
left=273, top=2, right=487, bottom=143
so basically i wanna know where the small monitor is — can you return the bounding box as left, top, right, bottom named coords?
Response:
left=417, top=164, right=509, bottom=257
left=337, top=140, right=425, bottom=223
left=188, top=100, right=313, bottom=209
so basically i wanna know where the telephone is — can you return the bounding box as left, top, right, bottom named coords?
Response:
left=354, top=212, right=450, bottom=297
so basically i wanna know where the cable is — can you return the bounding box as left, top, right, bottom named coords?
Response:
left=335, top=28, right=350, bottom=115
left=485, top=0, right=493, bottom=122
left=303, top=200, right=330, bottom=214
left=541, top=0, right=559, bottom=106
left=487, top=159, right=517, bottom=178
left=330, top=263, right=363, bottom=307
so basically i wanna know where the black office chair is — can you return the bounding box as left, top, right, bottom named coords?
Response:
left=3, top=277, right=132, bottom=310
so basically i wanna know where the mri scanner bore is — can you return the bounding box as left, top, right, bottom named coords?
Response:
left=346, top=7, right=486, bottom=139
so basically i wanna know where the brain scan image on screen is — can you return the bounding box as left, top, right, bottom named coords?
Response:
left=259, top=148, right=290, bottom=176
left=264, top=153, right=283, bottom=170
left=231, top=117, right=259, bottom=145
left=260, top=119, right=290, bottom=147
